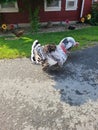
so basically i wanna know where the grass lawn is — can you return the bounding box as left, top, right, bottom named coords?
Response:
left=0, top=26, right=98, bottom=59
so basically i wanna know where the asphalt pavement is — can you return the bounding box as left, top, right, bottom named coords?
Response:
left=0, top=45, right=98, bottom=130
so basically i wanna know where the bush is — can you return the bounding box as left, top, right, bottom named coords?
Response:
left=29, top=8, right=40, bottom=33
left=90, top=3, right=98, bottom=25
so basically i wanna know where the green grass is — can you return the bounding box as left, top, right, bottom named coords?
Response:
left=0, top=26, right=98, bottom=59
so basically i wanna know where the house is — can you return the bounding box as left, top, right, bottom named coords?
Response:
left=0, top=0, right=97, bottom=26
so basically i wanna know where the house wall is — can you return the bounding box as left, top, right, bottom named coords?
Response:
left=2, top=13, right=29, bottom=24
left=39, top=0, right=82, bottom=22
left=1, top=0, right=29, bottom=24
left=83, top=0, right=92, bottom=16
left=0, top=0, right=92, bottom=24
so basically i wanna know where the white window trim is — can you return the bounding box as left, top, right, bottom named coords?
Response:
left=44, top=0, right=61, bottom=11
left=66, top=0, right=78, bottom=11
left=0, top=2, right=18, bottom=13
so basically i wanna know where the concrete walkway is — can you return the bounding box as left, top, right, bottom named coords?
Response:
left=0, top=45, right=98, bottom=130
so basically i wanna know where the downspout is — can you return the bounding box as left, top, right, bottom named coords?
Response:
left=80, top=0, right=85, bottom=18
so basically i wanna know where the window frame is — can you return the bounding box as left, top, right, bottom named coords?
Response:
left=65, top=0, right=78, bottom=11
left=44, top=0, right=61, bottom=12
left=0, top=1, right=19, bottom=13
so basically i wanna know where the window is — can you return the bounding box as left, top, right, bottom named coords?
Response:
left=44, top=0, right=61, bottom=11
left=66, top=0, right=78, bottom=11
left=0, top=2, right=18, bottom=13
left=93, top=0, right=98, bottom=2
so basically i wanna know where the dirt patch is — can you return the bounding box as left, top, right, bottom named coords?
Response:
left=0, top=23, right=91, bottom=37
left=39, top=23, right=91, bottom=33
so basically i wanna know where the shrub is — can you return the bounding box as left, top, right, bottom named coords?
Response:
left=29, top=8, right=40, bottom=33
left=90, top=3, right=98, bottom=25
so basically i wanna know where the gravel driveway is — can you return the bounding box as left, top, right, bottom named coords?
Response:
left=0, top=45, right=98, bottom=130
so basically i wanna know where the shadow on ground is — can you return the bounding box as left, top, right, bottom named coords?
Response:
left=47, top=45, right=98, bottom=106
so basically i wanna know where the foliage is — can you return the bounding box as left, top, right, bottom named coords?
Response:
left=29, top=8, right=40, bottom=33
left=46, top=0, right=53, bottom=4
left=90, top=3, right=98, bottom=25
left=0, top=0, right=16, bottom=3
left=80, top=3, right=98, bottom=25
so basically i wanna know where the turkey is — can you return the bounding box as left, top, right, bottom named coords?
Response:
left=11, top=30, right=24, bottom=37
left=31, top=37, right=79, bottom=71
